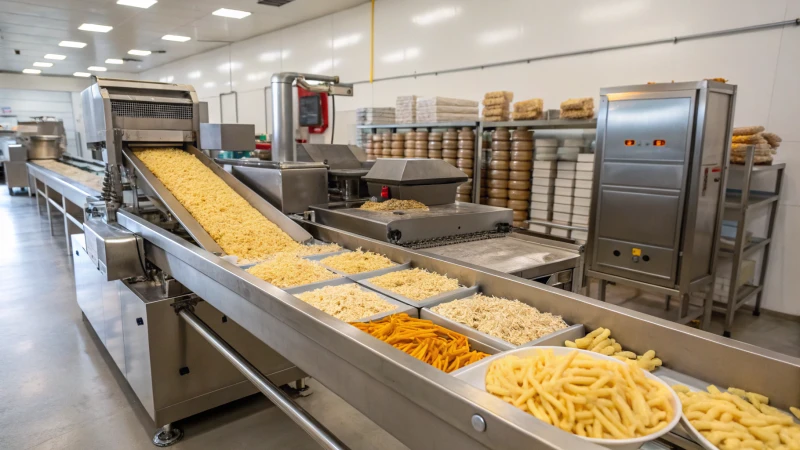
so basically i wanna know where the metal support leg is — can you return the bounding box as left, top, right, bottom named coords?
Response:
left=177, top=308, right=349, bottom=450
left=665, top=295, right=671, bottom=311
left=44, top=186, right=55, bottom=236
left=152, top=423, right=183, bottom=447
left=598, top=279, right=607, bottom=302
left=753, top=167, right=782, bottom=316
left=293, top=378, right=313, bottom=397
left=702, top=285, right=714, bottom=331
left=678, top=293, right=690, bottom=321
left=62, top=197, right=71, bottom=255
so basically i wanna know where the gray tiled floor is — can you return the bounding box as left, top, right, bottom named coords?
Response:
left=1, top=188, right=799, bottom=450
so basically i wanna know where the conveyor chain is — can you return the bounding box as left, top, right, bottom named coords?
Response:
left=402, top=230, right=510, bottom=249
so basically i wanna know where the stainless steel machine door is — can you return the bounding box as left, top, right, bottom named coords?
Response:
left=591, top=91, right=696, bottom=287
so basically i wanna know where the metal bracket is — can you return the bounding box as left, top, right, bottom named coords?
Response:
left=170, top=295, right=200, bottom=314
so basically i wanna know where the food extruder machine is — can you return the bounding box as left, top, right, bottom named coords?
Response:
left=71, top=77, right=800, bottom=449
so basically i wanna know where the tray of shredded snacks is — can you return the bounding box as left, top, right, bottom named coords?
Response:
left=350, top=265, right=477, bottom=309
left=420, top=291, right=583, bottom=351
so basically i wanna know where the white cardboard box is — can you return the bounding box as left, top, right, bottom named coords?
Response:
left=555, top=178, right=576, bottom=188
left=553, top=203, right=571, bottom=213
left=557, top=161, right=577, bottom=171
left=530, top=201, right=552, bottom=211
left=531, top=185, right=554, bottom=194
left=572, top=214, right=589, bottom=226
left=528, top=224, right=549, bottom=233
left=532, top=168, right=557, bottom=178
left=532, top=161, right=556, bottom=170
left=577, top=153, right=595, bottom=162
left=576, top=162, right=594, bottom=172
left=553, top=212, right=572, bottom=222
left=573, top=197, right=591, bottom=207
left=554, top=186, right=574, bottom=196
left=572, top=205, right=590, bottom=216
left=553, top=195, right=573, bottom=205
left=530, top=193, right=554, bottom=203
left=550, top=228, right=570, bottom=238
left=532, top=177, right=556, bottom=187
left=575, top=179, right=593, bottom=189
left=575, top=171, right=594, bottom=180
left=556, top=170, right=576, bottom=180
left=529, top=209, right=552, bottom=220
left=574, top=188, right=592, bottom=198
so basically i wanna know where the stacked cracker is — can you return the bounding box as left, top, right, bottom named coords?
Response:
left=512, top=98, right=544, bottom=121
left=395, top=95, right=416, bottom=124
left=388, top=133, right=405, bottom=158
left=486, top=127, right=511, bottom=207
left=455, top=127, right=475, bottom=203
left=508, top=127, right=534, bottom=227
left=403, top=131, right=416, bottom=157
left=730, top=126, right=782, bottom=165
left=482, top=91, right=513, bottom=122
left=559, top=97, right=594, bottom=119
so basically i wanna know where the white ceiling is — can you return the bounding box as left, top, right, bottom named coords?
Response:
left=0, top=0, right=368, bottom=76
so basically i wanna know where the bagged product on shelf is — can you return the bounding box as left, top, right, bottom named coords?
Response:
left=356, top=107, right=396, bottom=125
left=482, top=97, right=509, bottom=107
left=514, top=98, right=544, bottom=112
left=560, top=108, right=594, bottom=119
left=732, top=125, right=765, bottom=136
left=416, top=97, right=479, bottom=108
left=762, top=132, right=782, bottom=148
left=395, top=95, right=417, bottom=124
left=560, top=97, right=593, bottom=111
left=484, top=91, right=514, bottom=102
left=731, top=133, right=767, bottom=145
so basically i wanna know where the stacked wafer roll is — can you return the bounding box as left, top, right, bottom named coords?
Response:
left=389, top=133, right=405, bottom=158
left=414, top=129, right=429, bottom=158
left=508, top=127, right=533, bottom=228
left=482, top=91, right=512, bottom=122
left=374, top=133, right=385, bottom=159
left=364, top=134, right=377, bottom=161
left=512, top=98, right=544, bottom=121
left=429, top=131, right=444, bottom=160
left=455, top=127, right=475, bottom=203
left=560, top=97, right=594, bottom=119
left=486, top=127, right=510, bottom=207
left=730, top=126, right=782, bottom=165
left=379, top=132, right=392, bottom=158
left=442, top=128, right=458, bottom=162
left=480, top=132, right=490, bottom=204
left=404, top=131, right=417, bottom=157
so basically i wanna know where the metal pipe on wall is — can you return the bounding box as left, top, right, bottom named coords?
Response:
left=270, top=72, right=338, bottom=162
left=177, top=307, right=350, bottom=450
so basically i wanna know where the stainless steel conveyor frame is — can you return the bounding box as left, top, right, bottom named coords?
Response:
left=115, top=206, right=800, bottom=450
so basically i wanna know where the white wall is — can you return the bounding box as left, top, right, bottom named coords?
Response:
left=140, top=0, right=800, bottom=316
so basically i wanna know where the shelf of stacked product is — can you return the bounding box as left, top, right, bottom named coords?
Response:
left=713, top=126, right=785, bottom=338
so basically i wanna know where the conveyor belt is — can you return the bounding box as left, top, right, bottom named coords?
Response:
left=123, top=145, right=313, bottom=255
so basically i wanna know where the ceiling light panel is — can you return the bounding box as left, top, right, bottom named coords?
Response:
left=23, top=69, right=41, bottom=74
left=212, top=8, right=251, bottom=19
left=162, top=35, right=191, bottom=42
left=105, top=59, right=124, bottom=64
left=59, top=41, right=87, bottom=48
left=44, top=54, right=66, bottom=60
left=79, top=23, right=113, bottom=33
left=117, top=0, right=157, bottom=8
left=33, top=62, right=53, bottom=67
left=88, top=66, right=107, bottom=72
left=73, top=72, right=91, bottom=77
left=128, top=49, right=151, bottom=56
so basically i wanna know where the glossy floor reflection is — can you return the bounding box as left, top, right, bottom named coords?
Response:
left=2, top=188, right=798, bottom=450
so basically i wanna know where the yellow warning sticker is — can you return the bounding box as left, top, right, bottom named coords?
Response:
left=632, top=248, right=642, bottom=256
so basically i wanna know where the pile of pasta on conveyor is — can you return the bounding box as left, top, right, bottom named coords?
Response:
left=730, top=126, right=782, bottom=165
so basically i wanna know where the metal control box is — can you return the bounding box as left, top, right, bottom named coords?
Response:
left=587, top=81, right=735, bottom=291
left=84, top=215, right=146, bottom=281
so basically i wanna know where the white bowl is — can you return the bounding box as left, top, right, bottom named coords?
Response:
left=453, top=346, right=682, bottom=450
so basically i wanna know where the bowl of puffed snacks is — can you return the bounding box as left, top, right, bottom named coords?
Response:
left=454, top=346, right=681, bottom=449
left=672, top=384, right=800, bottom=450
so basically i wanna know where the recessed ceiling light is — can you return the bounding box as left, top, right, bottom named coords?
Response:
left=59, top=41, right=87, bottom=48
left=88, top=66, right=107, bottom=72
left=79, top=23, right=113, bottom=33
left=33, top=62, right=53, bottom=67
left=23, top=69, right=41, bottom=74
left=44, top=54, right=66, bottom=60
left=73, top=72, right=91, bottom=77
left=128, top=49, right=151, bottom=56
left=212, top=8, right=251, bottom=19
left=162, top=34, right=191, bottom=42
left=116, top=0, right=157, bottom=8
left=105, top=58, right=124, bottom=64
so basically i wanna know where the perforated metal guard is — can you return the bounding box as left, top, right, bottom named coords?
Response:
left=111, top=100, right=192, bottom=120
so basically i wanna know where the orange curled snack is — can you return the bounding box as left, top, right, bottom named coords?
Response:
left=351, top=313, right=489, bottom=373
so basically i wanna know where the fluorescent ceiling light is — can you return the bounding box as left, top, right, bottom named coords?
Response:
left=23, top=69, right=41, bottom=74
left=105, top=58, right=124, bottom=64
left=162, top=34, right=191, bottom=42
left=412, top=6, right=461, bottom=26
left=116, top=0, right=157, bottom=8
left=128, top=49, right=151, bottom=56
left=203, top=81, right=216, bottom=88
left=212, top=8, right=251, bottom=19
left=59, top=41, right=87, bottom=48
left=33, top=62, right=53, bottom=67
left=88, top=66, right=107, bottom=72
left=44, top=54, right=66, bottom=60
left=73, top=72, right=91, bottom=77
left=187, top=70, right=202, bottom=79
left=79, top=23, right=113, bottom=33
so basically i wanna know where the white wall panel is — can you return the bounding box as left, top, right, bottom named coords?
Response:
left=138, top=0, right=800, bottom=315
left=201, top=95, right=221, bottom=123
